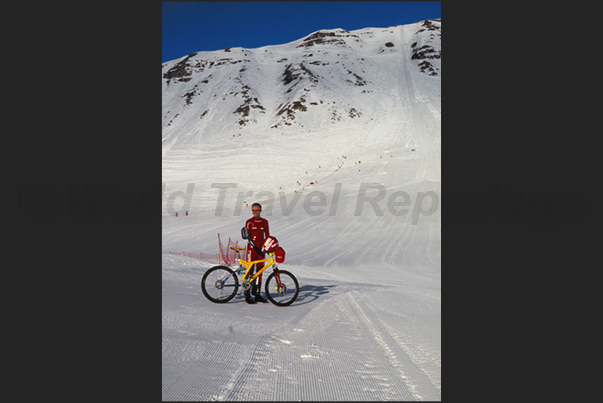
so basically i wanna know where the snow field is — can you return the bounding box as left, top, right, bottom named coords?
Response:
left=162, top=254, right=440, bottom=401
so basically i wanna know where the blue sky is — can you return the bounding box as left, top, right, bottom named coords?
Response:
left=162, top=1, right=441, bottom=62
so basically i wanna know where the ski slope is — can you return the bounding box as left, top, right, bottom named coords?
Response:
left=162, top=19, right=440, bottom=401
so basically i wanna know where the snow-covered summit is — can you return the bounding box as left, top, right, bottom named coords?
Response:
left=162, top=19, right=440, bottom=152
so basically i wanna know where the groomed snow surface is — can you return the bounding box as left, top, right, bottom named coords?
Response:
left=163, top=253, right=440, bottom=401
left=163, top=20, right=440, bottom=401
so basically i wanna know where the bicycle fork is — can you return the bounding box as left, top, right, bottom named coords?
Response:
left=272, top=268, right=285, bottom=293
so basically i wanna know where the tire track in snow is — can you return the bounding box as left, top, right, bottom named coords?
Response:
left=359, top=292, right=441, bottom=393
left=331, top=293, right=415, bottom=400
left=345, top=291, right=441, bottom=400
left=216, top=333, right=271, bottom=401
left=219, top=333, right=299, bottom=401
left=162, top=337, right=247, bottom=401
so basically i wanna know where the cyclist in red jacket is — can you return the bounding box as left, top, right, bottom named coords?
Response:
left=245, top=203, right=270, bottom=304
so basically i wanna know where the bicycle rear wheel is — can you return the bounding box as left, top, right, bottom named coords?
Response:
left=265, top=269, right=299, bottom=306
left=201, top=266, right=239, bottom=303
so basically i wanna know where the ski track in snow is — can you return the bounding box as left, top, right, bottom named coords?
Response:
left=162, top=19, right=440, bottom=401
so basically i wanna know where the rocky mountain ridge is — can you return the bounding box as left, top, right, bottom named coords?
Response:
left=162, top=19, right=440, bottom=152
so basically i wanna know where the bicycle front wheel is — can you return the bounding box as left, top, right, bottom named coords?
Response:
left=201, top=266, right=239, bottom=303
left=265, top=270, right=299, bottom=306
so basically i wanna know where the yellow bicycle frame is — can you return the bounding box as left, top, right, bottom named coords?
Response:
left=231, top=247, right=276, bottom=284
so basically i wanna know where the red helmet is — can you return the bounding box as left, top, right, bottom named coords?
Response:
left=262, top=236, right=279, bottom=252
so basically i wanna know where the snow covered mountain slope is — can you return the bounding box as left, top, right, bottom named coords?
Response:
left=162, top=19, right=440, bottom=401
left=161, top=18, right=441, bottom=258
left=162, top=19, right=440, bottom=145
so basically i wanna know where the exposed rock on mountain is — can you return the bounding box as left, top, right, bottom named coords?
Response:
left=162, top=19, right=440, bottom=151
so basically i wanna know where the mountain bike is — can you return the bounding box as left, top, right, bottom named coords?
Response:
left=201, top=228, right=299, bottom=306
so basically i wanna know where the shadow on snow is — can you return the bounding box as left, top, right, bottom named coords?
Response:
left=291, top=284, right=337, bottom=306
